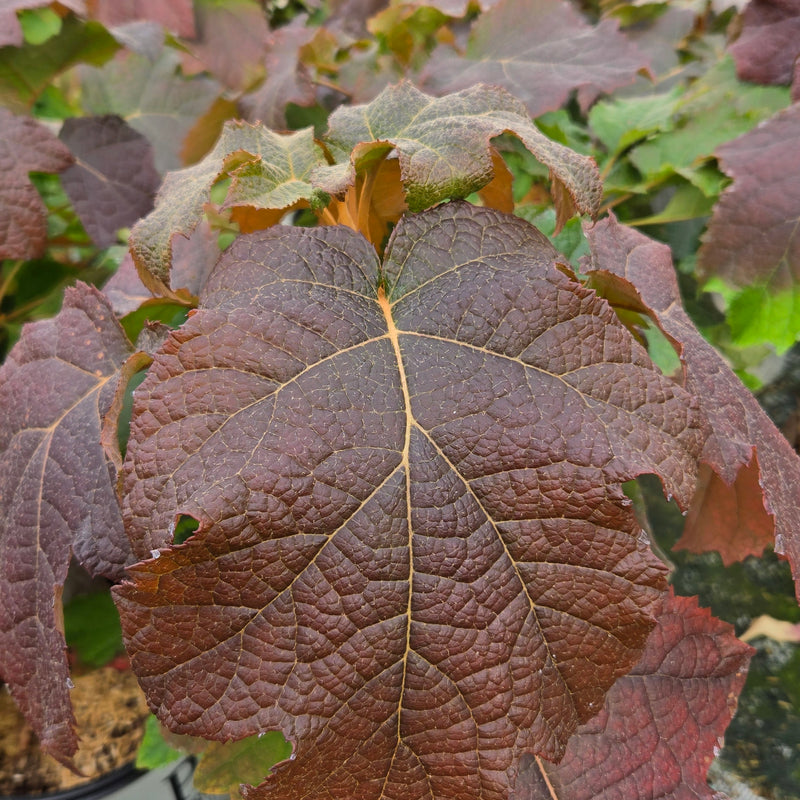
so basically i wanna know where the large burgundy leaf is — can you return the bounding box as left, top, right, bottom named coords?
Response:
left=0, top=108, right=73, bottom=260
left=515, top=591, right=753, bottom=799
left=116, top=202, right=702, bottom=798
left=729, top=0, right=800, bottom=86
left=584, top=216, right=800, bottom=580
left=697, top=103, right=800, bottom=299
left=422, top=0, right=650, bottom=117
left=59, top=114, right=161, bottom=247
left=0, top=284, right=134, bottom=765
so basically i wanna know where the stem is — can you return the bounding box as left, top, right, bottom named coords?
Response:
left=357, top=165, right=379, bottom=241
left=0, top=260, right=23, bottom=306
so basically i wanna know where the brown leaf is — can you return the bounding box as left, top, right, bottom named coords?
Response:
left=0, top=284, right=134, bottom=765
left=102, top=251, right=154, bottom=316
left=0, top=108, right=73, bottom=260
left=729, top=0, right=800, bottom=86
left=422, top=0, right=650, bottom=117
left=116, top=202, right=703, bottom=798
left=59, top=115, right=161, bottom=247
left=517, top=591, right=753, bottom=800
left=584, top=215, right=800, bottom=579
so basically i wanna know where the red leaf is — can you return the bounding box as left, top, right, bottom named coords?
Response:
left=59, top=114, right=161, bottom=247
left=116, top=202, right=703, bottom=798
left=729, top=0, right=800, bottom=86
left=583, top=215, right=800, bottom=577
left=181, top=0, right=269, bottom=93
left=423, top=0, right=650, bottom=117
left=0, top=108, right=73, bottom=260
left=516, top=591, right=753, bottom=800
left=239, top=16, right=318, bottom=130
left=697, top=103, right=800, bottom=293
left=86, top=0, right=196, bottom=38
left=0, top=284, right=134, bottom=765
left=102, top=251, right=154, bottom=315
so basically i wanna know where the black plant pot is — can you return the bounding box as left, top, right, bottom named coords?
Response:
left=5, top=757, right=202, bottom=800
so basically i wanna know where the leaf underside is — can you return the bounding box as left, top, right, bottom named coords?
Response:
left=316, top=81, right=602, bottom=219
left=116, top=202, right=702, bottom=799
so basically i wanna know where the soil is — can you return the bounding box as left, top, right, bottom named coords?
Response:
left=0, top=667, right=149, bottom=796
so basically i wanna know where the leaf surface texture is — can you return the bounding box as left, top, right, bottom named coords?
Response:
left=117, top=202, right=702, bottom=799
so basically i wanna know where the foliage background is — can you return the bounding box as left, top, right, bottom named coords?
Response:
left=0, top=0, right=799, bottom=797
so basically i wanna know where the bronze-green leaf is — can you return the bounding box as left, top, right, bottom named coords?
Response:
left=312, top=81, right=602, bottom=220
left=128, top=123, right=326, bottom=295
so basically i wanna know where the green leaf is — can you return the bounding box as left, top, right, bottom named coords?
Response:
left=588, top=86, right=683, bottom=155
left=136, top=715, right=184, bottom=770
left=727, top=285, right=800, bottom=354
left=18, top=6, right=62, bottom=45
left=515, top=206, right=589, bottom=266
left=0, top=16, right=118, bottom=114
left=63, top=591, right=124, bottom=668
left=629, top=56, right=789, bottom=186
left=627, top=182, right=716, bottom=227
left=193, top=733, right=293, bottom=797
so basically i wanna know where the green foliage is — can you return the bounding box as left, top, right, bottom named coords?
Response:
left=63, top=591, right=125, bottom=668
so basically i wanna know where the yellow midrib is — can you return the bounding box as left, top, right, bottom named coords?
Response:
left=377, top=285, right=416, bottom=770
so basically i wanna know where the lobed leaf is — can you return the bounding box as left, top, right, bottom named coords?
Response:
left=422, top=0, right=650, bottom=117
left=0, top=284, right=134, bottom=765
left=128, top=123, right=326, bottom=295
left=313, top=81, right=602, bottom=220
left=697, top=103, right=800, bottom=351
left=517, top=591, right=753, bottom=799
left=0, top=108, right=74, bottom=260
left=583, top=215, right=800, bottom=582
left=116, top=202, right=702, bottom=799
left=59, top=114, right=161, bottom=248
left=80, top=48, right=220, bottom=174
left=628, top=56, right=789, bottom=188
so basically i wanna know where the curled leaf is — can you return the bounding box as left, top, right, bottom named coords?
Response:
left=584, top=215, right=800, bottom=582
left=313, top=81, right=602, bottom=222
